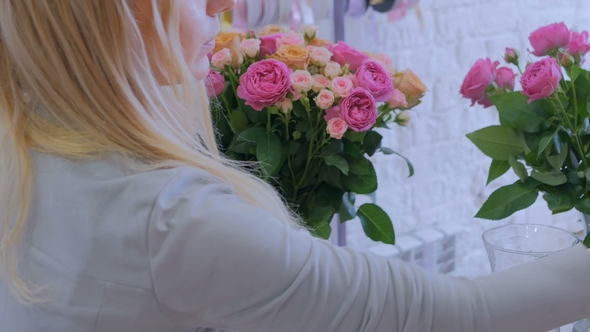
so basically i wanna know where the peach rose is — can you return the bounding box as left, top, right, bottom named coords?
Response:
left=260, top=24, right=288, bottom=36
left=276, top=33, right=305, bottom=48
left=270, top=45, right=310, bottom=70
left=312, top=74, right=331, bottom=93
left=326, top=117, right=348, bottom=140
left=214, top=32, right=243, bottom=54
left=314, top=89, right=335, bottom=109
left=211, top=48, right=232, bottom=69
left=290, top=70, right=314, bottom=93
left=324, top=61, right=342, bottom=79
left=394, top=69, right=427, bottom=108
left=239, top=38, right=261, bottom=58
left=309, top=46, right=333, bottom=67
left=309, top=37, right=333, bottom=47
left=275, top=97, right=294, bottom=114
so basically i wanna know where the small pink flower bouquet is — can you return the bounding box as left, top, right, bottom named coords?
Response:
left=207, top=24, right=427, bottom=243
left=460, top=22, right=590, bottom=229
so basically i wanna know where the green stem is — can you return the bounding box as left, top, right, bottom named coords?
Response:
left=227, top=70, right=245, bottom=114
left=570, top=74, right=579, bottom=128
left=267, top=108, right=271, bottom=133
left=551, top=97, right=589, bottom=169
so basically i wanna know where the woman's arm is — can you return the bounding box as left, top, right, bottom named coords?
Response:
left=147, top=169, right=590, bottom=332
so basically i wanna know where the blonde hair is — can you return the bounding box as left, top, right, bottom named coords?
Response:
left=0, top=0, right=301, bottom=303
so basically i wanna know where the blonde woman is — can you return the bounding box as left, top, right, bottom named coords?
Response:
left=0, top=0, right=589, bottom=331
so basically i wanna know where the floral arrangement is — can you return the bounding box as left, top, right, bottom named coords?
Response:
left=206, top=24, right=427, bottom=243
left=460, top=22, right=590, bottom=227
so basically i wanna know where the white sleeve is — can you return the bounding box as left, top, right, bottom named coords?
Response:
left=147, top=169, right=590, bottom=332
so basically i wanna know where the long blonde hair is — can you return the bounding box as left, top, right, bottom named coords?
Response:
left=0, top=0, right=301, bottom=303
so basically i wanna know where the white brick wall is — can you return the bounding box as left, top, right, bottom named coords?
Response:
left=342, top=0, right=590, bottom=277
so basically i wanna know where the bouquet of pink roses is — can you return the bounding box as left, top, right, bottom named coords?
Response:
left=461, top=22, right=590, bottom=230
left=207, top=24, right=427, bottom=243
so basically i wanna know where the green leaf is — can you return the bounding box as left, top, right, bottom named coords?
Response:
left=230, top=127, right=267, bottom=154
left=475, top=181, right=538, bottom=220
left=295, top=121, right=310, bottom=133
left=343, top=131, right=366, bottom=143
left=543, top=194, right=574, bottom=214
left=339, top=192, right=357, bottom=222
left=312, top=221, right=332, bottom=240
left=466, top=125, right=523, bottom=161
left=380, top=147, right=395, bottom=155
left=243, top=105, right=266, bottom=124
left=321, top=165, right=343, bottom=190
left=487, top=160, right=510, bottom=185
left=229, top=110, right=249, bottom=134
left=364, top=131, right=383, bottom=156
left=289, top=141, right=300, bottom=155
left=343, top=139, right=364, bottom=161
left=324, top=155, right=349, bottom=175
left=256, top=133, right=283, bottom=176
left=390, top=149, right=415, bottom=177
left=574, top=197, right=590, bottom=215
left=348, top=157, right=373, bottom=176
left=531, top=170, right=568, bottom=186
left=585, top=169, right=590, bottom=193
left=508, top=155, right=528, bottom=182
left=584, top=233, right=590, bottom=249
left=491, top=92, right=553, bottom=133
left=342, top=163, right=378, bottom=195
left=357, top=203, right=395, bottom=244
left=321, top=139, right=342, bottom=157
left=537, top=130, right=557, bottom=157
left=547, top=142, right=569, bottom=171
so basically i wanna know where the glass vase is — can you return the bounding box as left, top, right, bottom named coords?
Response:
left=482, top=224, right=580, bottom=332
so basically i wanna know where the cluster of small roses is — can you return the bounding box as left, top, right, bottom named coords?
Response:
left=461, top=22, right=589, bottom=106
left=206, top=24, right=426, bottom=139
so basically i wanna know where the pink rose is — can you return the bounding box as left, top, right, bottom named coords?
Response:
left=275, top=97, right=293, bottom=114
left=314, top=89, right=335, bottom=110
left=495, top=67, right=517, bottom=91
left=521, top=57, right=562, bottom=103
left=237, top=59, right=292, bottom=111
left=460, top=58, right=499, bottom=106
left=211, top=48, right=232, bottom=69
left=504, top=48, right=518, bottom=64
left=259, top=33, right=283, bottom=58
left=330, top=76, right=354, bottom=98
left=355, top=60, right=394, bottom=102
left=566, top=31, right=590, bottom=57
left=529, top=22, right=571, bottom=56
left=329, top=41, right=370, bottom=72
left=312, top=74, right=331, bottom=93
left=309, top=47, right=333, bottom=67
left=324, top=106, right=341, bottom=122
left=276, top=33, right=304, bottom=48
left=387, top=89, right=408, bottom=109
left=239, top=39, right=261, bottom=58
left=205, top=70, right=225, bottom=97
left=326, top=117, right=348, bottom=140
left=339, top=87, right=378, bottom=132
left=324, top=61, right=342, bottom=79
left=290, top=70, right=314, bottom=93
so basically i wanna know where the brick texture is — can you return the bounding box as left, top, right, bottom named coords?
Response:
left=341, top=0, right=589, bottom=277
